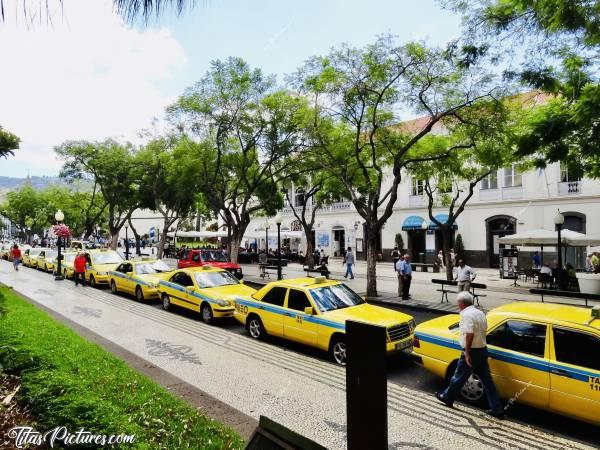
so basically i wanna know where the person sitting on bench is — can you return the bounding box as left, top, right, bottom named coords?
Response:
left=454, top=259, right=476, bottom=293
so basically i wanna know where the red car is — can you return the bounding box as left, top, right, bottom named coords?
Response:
left=177, top=249, right=243, bottom=279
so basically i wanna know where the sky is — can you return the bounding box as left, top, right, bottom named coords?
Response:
left=0, top=0, right=461, bottom=178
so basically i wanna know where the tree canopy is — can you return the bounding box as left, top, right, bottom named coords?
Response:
left=0, top=126, right=20, bottom=159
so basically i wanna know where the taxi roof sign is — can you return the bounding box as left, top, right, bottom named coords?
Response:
left=314, top=276, right=327, bottom=284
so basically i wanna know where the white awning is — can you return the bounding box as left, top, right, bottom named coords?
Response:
left=497, top=228, right=589, bottom=246
left=166, top=230, right=228, bottom=238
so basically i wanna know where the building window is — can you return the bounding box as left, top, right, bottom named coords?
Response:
left=411, top=178, right=425, bottom=196
left=480, top=171, right=498, bottom=190
left=503, top=165, right=522, bottom=187
left=560, top=162, right=583, bottom=182
left=294, top=188, right=305, bottom=207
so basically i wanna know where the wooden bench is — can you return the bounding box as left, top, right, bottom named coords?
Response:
left=259, top=264, right=286, bottom=279
left=432, top=279, right=487, bottom=306
left=411, top=263, right=436, bottom=273
left=529, top=289, right=600, bottom=307
left=303, top=266, right=331, bottom=278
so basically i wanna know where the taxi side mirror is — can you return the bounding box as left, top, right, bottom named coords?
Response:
left=186, top=286, right=194, bottom=292
left=126, top=271, right=133, bottom=276
left=304, top=307, right=314, bottom=315
left=239, top=280, right=245, bottom=285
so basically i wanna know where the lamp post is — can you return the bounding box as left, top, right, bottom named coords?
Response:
left=264, top=218, right=270, bottom=252
left=55, top=210, right=65, bottom=280
left=26, top=227, right=31, bottom=245
left=554, top=210, right=566, bottom=290
left=275, top=213, right=283, bottom=280
left=421, top=220, right=429, bottom=264
left=125, top=225, right=130, bottom=260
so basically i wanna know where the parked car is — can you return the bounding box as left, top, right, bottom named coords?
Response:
left=84, top=249, right=124, bottom=288
left=177, top=249, right=243, bottom=279
left=234, top=277, right=415, bottom=365
left=109, top=259, right=173, bottom=301
left=158, top=266, right=255, bottom=324
left=412, top=302, right=600, bottom=425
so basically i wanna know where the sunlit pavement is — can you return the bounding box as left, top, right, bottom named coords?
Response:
left=2, top=262, right=596, bottom=449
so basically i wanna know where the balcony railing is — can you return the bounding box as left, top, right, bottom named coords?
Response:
left=501, top=186, right=523, bottom=200
left=558, top=180, right=581, bottom=195
left=408, top=195, right=425, bottom=207
left=479, top=188, right=500, bottom=201
left=281, top=201, right=352, bottom=215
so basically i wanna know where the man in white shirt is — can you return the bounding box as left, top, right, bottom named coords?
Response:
left=454, top=259, right=476, bottom=292
left=539, top=264, right=552, bottom=275
left=435, top=292, right=504, bottom=418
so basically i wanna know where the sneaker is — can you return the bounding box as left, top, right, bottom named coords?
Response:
left=435, top=392, right=453, bottom=408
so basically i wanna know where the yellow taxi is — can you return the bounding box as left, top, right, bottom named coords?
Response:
left=60, top=252, right=77, bottom=279
left=84, top=249, right=124, bottom=288
left=158, top=266, right=256, bottom=324
left=23, top=247, right=48, bottom=268
left=412, top=303, right=600, bottom=425
left=108, top=259, right=173, bottom=302
left=234, top=277, right=415, bottom=365
left=37, top=249, right=59, bottom=272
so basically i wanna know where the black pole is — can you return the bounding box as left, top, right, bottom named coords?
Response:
left=557, top=225, right=562, bottom=271
left=277, top=223, right=282, bottom=280
left=55, top=235, right=64, bottom=280
left=125, top=226, right=130, bottom=260
left=265, top=226, right=268, bottom=252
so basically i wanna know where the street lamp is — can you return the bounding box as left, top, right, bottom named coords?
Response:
left=125, top=225, right=130, bottom=260
left=26, top=227, right=31, bottom=245
left=421, top=220, right=429, bottom=264
left=55, top=210, right=65, bottom=280
left=264, top=218, right=270, bottom=252
left=275, top=213, right=283, bottom=280
left=553, top=210, right=565, bottom=289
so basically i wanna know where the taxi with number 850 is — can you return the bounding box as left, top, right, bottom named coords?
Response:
left=234, top=277, right=415, bottom=365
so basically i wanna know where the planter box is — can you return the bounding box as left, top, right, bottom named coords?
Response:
left=576, top=273, right=600, bottom=295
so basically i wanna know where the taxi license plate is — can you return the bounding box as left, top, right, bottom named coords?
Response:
left=396, top=340, right=412, bottom=351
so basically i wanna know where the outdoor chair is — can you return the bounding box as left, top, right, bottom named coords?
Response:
left=537, top=273, right=552, bottom=289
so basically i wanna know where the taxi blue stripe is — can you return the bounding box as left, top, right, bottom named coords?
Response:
left=235, top=298, right=345, bottom=331
left=158, top=281, right=227, bottom=307
left=108, top=271, right=153, bottom=287
left=416, top=332, right=598, bottom=381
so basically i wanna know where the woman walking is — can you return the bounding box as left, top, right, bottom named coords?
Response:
left=11, top=244, right=21, bottom=271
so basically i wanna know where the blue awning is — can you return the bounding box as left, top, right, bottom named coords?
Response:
left=428, top=214, right=458, bottom=230
left=402, top=216, right=425, bottom=230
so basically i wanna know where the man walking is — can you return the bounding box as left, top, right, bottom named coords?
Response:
left=391, top=246, right=400, bottom=272
left=435, top=292, right=504, bottom=418
left=343, top=246, right=354, bottom=279
left=399, top=255, right=412, bottom=300
left=11, top=244, right=21, bottom=271
left=73, top=251, right=87, bottom=286
left=454, top=259, right=476, bottom=292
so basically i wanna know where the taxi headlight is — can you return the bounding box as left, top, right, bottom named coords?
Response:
left=408, top=319, right=416, bottom=333
left=96, top=271, right=108, bottom=276
left=215, top=299, right=230, bottom=307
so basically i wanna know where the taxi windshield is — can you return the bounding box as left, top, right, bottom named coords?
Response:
left=29, top=249, right=43, bottom=256
left=45, top=251, right=58, bottom=259
left=201, top=251, right=228, bottom=262
left=194, top=271, right=239, bottom=288
left=91, top=252, right=123, bottom=265
left=64, top=254, right=76, bottom=263
left=309, top=284, right=365, bottom=312
left=135, top=263, right=159, bottom=275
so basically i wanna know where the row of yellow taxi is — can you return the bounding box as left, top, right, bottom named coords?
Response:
left=21, top=247, right=600, bottom=426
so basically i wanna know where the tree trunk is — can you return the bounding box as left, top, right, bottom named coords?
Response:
left=229, top=229, right=244, bottom=264
left=158, top=222, right=170, bottom=259
left=128, top=218, right=142, bottom=256
left=441, top=226, right=454, bottom=281
left=303, top=224, right=314, bottom=268
left=366, top=230, right=379, bottom=297
left=109, top=229, right=119, bottom=250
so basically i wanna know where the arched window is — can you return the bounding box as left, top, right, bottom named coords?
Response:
left=295, top=188, right=305, bottom=207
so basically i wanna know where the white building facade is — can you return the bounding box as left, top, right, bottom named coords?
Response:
left=243, top=161, right=599, bottom=268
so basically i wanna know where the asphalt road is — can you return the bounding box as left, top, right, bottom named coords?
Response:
left=142, top=298, right=599, bottom=446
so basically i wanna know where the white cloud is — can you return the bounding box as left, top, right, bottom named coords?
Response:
left=0, top=0, right=187, bottom=176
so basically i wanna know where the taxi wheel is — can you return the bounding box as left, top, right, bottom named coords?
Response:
left=89, top=276, right=96, bottom=288
left=135, top=286, right=144, bottom=302
left=110, top=280, right=118, bottom=294
left=162, top=293, right=171, bottom=311
left=330, top=337, right=347, bottom=366
left=247, top=315, right=265, bottom=340
left=200, top=303, right=213, bottom=324
left=460, top=373, right=485, bottom=404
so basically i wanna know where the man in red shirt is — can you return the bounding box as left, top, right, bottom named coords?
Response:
left=73, top=251, right=88, bottom=286
left=11, top=244, right=21, bottom=271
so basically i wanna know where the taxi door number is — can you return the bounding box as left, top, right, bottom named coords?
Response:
left=236, top=304, right=248, bottom=315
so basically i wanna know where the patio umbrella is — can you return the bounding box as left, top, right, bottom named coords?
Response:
left=497, top=228, right=587, bottom=246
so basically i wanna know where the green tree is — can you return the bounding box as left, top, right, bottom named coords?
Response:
left=168, top=58, right=310, bottom=263
left=394, top=233, right=404, bottom=253
left=0, top=126, right=20, bottom=159
left=0, top=185, right=48, bottom=239
left=409, top=100, right=526, bottom=279
left=296, top=36, right=498, bottom=296
left=445, top=0, right=600, bottom=177
left=55, top=139, right=140, bottom=249
left=136, top=136, right=204, bottom=258
left=454, top=233, right=465, bottom=262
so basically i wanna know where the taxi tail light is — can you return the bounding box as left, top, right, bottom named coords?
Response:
left=412, top=336, right=420, bottom=348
